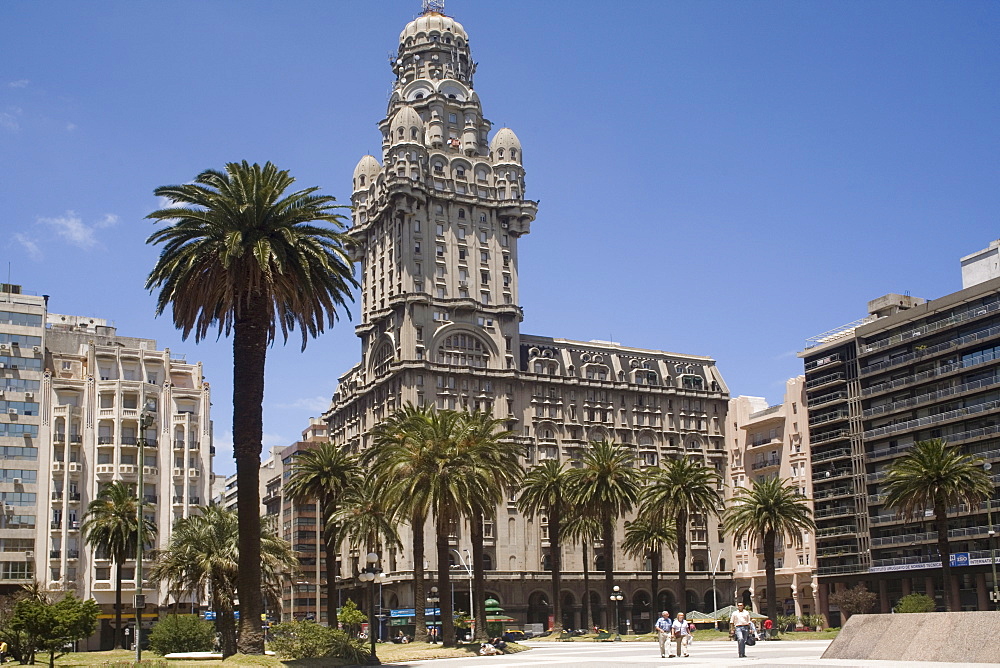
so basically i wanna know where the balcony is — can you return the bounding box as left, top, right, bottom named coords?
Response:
left=67, top=550, right=79, bottom=559
left=861, top=301, right=1000, bottom=354
left=118, top=464, right=137, bottom=475
left=51, top=521, right=62, bottom=530
left=95, top=464, right=115, bottom=476
left=812, top=447, right=851, bottom=463
left=865, top=375, right=1000, bottom=418
left=817, top=524, right=857, bottom=539
left=751, top=458, right=781, bottom=471
left=816, top=544, right=859, bottom=558
left=142, top=466, right=158, bottom=476
left=804, top=353, right=844, bottom=372
left=813, top=486, right=854, bottom=500
left=747, top=436, right=781, bottom=449
left=97, top=436, right=114, bottom=446
left=817, top=563, right=865, bottom=576
left=864, top=399, right=1000, bottom=440
left=861, top=323, right=1000, bottom=376
left=871, top=524, right=1000, bottom=548
left=67, top=462, right=81, bottom=473
left=51, top=491, right=63, bottom=501
left=174, top=440, right=186, bottom=449
left=50, top=550, right=61, bottom=559
left=121, top=436, right=138, bottom=446
left=811, top=429, right=850, bottom=445
left=806, top=373, right=845, bottom=391
left=189, top=496, right=200, bottom=505
left=808, top=391, right=849, bottom=408
left=51, top=461, right=64, bottom=472
left=173, top=495, right=184, bottom=504
left=53, top=433, right=66, bottom=444
left=143, top=495, right=158, bottom=504
left=68, top=492, right=81, bottom=502
left=814, top=506, right=855, bottom=519
left=809, top=410, right=850, bottom=427
left=813, top=468, right=852, bottom=483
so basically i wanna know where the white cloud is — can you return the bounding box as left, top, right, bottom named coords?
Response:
left=0, top=112, right=19, bottom=131
left=36, top=210, right=119, bottom=250
left=13, top=233, right=42, bottom=261
left=7, top=80, right=29, bottom=88
left=275, top=395, right=330, bottom=413
left=66, top=123, right=76, bottom=131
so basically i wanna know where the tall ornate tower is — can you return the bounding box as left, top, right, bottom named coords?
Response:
left=348, top=6, right=537, bottom=395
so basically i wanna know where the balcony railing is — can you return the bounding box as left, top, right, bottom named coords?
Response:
left=863, top=350, right=1000, bottom=397
left=813, top=486, right=853, bottom=499
left=807, top=391, right=849, bottom=408
left=864, top=375, right=1000, bottom=418
left=862, top=301, right=1000, bottom=354
left=809, top=410, right=850, bottom=427
left=811, top=429, right=850, bottom=445
left=861, top=324, right=1000, bottom=377
left=812, top=468, right=852, bottom=482
left=870, top=524, right=1000, bottom=547
left=97, top=436, right=114, bottom=445
left=814, top=506, right=855, bottom=519
left=865, top=399, right=1000, bottom=440
left=817, top=525, right=857, bottom=538
left=812, top=447, right=851, bottom=463
left=806, top=373, right=845, bottom=390
left=751, top=459, right=781, bottom=471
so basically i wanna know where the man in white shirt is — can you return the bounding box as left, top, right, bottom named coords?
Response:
left=729, top=602, right=753, bottom=658
left=654, top=610, right=673, bottom=658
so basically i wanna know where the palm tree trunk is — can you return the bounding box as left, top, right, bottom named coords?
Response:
left=471, top=514, right=488, bottom=641
left=215, top=588, right=237, bottom=657
left=324, top=518, right=339, bottom=628
left=677, top=509, right=688, bottom=613
left=602, top=517, right=615, bottom=631
left=764, top=528, right=777, bottom=625
left=935, top=498, right=954, bottom=611
left=115, top=559, right=123, bottom=649
left=581, top=540, right=591, bottom=631
left=549, top=505, right=563, bottom=633
left=435, top=513, right=455, bottom=646
left=233, top=307, right=267, bottom=654
left=412, top=508, right=428, bottom=642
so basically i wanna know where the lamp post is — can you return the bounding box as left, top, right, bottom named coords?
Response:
left=985, top=463, right=999, bottom=610
left=357, top=552, right=381, bottom=664
left=426, top=586, right=440, bottom=643
left=609, top=585, right=623, bottom=641
left=711, top=548, right=724, bottom=630
left=452, top=549, right=473, bottom=636
left=135, top=411, right=152, bottom=662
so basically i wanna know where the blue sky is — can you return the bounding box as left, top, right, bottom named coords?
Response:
left=3, top=1, right=998, bottom=476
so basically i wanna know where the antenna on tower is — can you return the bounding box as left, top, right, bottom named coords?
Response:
left=422, top=0, right=445, bottom=15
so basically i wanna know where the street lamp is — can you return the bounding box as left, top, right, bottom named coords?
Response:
left=452, top=549, right=473, bottom=636
left=426, top=586, right=440, bottom=643
left=985, top=463, right=999, bottom=610
left=609, top=585, right=623, bottom=641
left=135, top=411, right=153, bottom=662
left=357, top=552, right=381, bottom=665
left=710, top=548, right=724, bottom=630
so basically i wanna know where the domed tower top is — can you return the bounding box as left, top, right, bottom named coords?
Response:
left=389, top=105, right=425, bottom=146
left=352, top=154, right=381, bottom=192
left=393, top=0, right=475, bottom=87
left=490, top=127, right=522, bottom=165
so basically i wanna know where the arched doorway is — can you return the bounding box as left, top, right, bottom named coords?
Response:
left=658, top=589, right=676, bottom=615
left=561, top=592, right=576, bottom=631
left=741, top=589, right=752, bottom=609
left=588, top=591, right=603, bottom=631
left=685, top=590, right=699, bottom=613
left=703, top=589, right=720, bottom=613
left=527, top=591, right=550, bottom=627
left=631, top=591, right=651, bottom=633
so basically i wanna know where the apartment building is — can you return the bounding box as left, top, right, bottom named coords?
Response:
left=728, top=378, right=818, bottom=621
left=801, top=242, right=1000, bottom=623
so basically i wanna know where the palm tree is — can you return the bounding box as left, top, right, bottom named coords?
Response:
left=81, top=481, right=156, bottom=649
left=883, top=438, right=993, bottom=611
left=561, top=511, right=600, bottom=631
left=722, top=477, right=815, bottom=628
left=567, top=441, right=641, bottom=631
left=518, top=460, right=571, bottom=633
left=456, top=411, right=521, bottom=641
left=145, top=161, right=356, bottom=653
left=285, top=442, right=360, bottom=627
left=641, top=457, right=721, bottom=613
left=622, top=515, right=676, bottom=623
left=367, top=404, right=440, bottom=642
left=151, top=505, right=297, bottom=657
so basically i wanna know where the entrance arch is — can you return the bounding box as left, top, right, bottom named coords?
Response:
left=527, top=590, right=550, bottom=627
left=631, top=590, right=651, bottom=633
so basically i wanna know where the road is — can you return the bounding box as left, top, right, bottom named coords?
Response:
left=383, top=639, right=977, bottom=667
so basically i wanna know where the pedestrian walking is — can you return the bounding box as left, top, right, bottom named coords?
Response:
left=671, top=612, right=691, bottom=658
left=763, top=617, right=773, bottom=640
left=729, top=602, right=753, bottom=658
left=654, top=610, right=673, bottom=658
left=0, top=639, right=7, bottom=663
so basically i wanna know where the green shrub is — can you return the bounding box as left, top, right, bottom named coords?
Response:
left=894, top=593, right=936, bottom=613
left=328, top=628, right=370, bottom=664
left=148, top=614, right=216, bottom=655
left=268, top=620, right=370, bottom=662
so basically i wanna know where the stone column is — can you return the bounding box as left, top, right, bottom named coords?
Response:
left=818, top=581, right=830, bottom=624
left=878, top=579, right=890, bottom=613
left=791, top=574, right=802, bottom=622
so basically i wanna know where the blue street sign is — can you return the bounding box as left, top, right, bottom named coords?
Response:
left=203, top=611, right=216, bottom=620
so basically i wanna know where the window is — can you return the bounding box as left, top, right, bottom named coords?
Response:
left=436, top=245, right=445, bottom=257
left=458, top=208, right=466, bottom=219
left=457, top=227, right=466, bottom=240
left=458, top=248, right=467, bottom=261
left=414, top=242, right=421, bottom=254
left=436, top=224, right=444, bottom=236
left=501, top=234, right=509, bottom=247
left=437, top=333, right=490, bottom=368
left=480, top=250, right=489, bottom=263
left=479, top=230, right=488, bottom=243
left=449, top=113, right=457, bottom=123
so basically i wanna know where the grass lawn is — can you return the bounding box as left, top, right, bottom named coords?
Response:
left=49, top=641, right=529, bottom=666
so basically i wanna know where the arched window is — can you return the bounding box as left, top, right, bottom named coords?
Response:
left=458, top=208, right=466, bottom=219
left=482, top=553, right=493, bottom=570
left=397, top=127, right=404, bottom=138
left=497, top=148, right=504, bottom=159
left=437, top=332, right=489, bottom=368
left=410, top=127, right=418, bottom=140
left=681, top=375, right=704, bottom=390
left=371, top=341, right=393, bottom=378
left=510, top=149, right=517, bottom=160
left=358, top=175, right=366, bottom=186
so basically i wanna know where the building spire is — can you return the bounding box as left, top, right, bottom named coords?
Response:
left=422, top=0, right=445, bottom=15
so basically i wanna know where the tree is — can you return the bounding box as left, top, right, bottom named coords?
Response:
left=149, top=505, right=297, bottom=657
left=148, top=614, right=216, bottom=655
left=455, top=410, right=521, bottom=641
left=366, top=404, right=442, bottom=643
left=561, top=511, right=600, bottom=631
left=285, top=442, right=361, bottom=627
left=146, top=161, right=357, bottom=653
left=722, top=477, right=815, bottom=630
left=518, top=460, right=571, bottom=633
left=883, top=438, right=993, bottom=611
left=641, top=457, right=721, bottom=613
left=622, top=516, right=676, bottom=622
left=894, top=593, right=937, bottom=613
left=337, top=599, right=366, bottom=637
left=828, top=584, right=877, bottom=620
left=567, top=441, right=641, bottom=630
left=81, top=481, right=156, bottom=650
left=10, top=595, right=98, bottom=668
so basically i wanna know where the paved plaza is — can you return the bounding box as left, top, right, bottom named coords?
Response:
left=385, top=639, right=984, bottom=668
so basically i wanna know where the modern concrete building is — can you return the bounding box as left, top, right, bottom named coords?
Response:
left=728, top=377, right=818, bottom=622
left=800, top=249, right=1000, bottom=623
left=1, top=284, right=214, bottom=648
left=319, top=7, right=734, bottom=633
